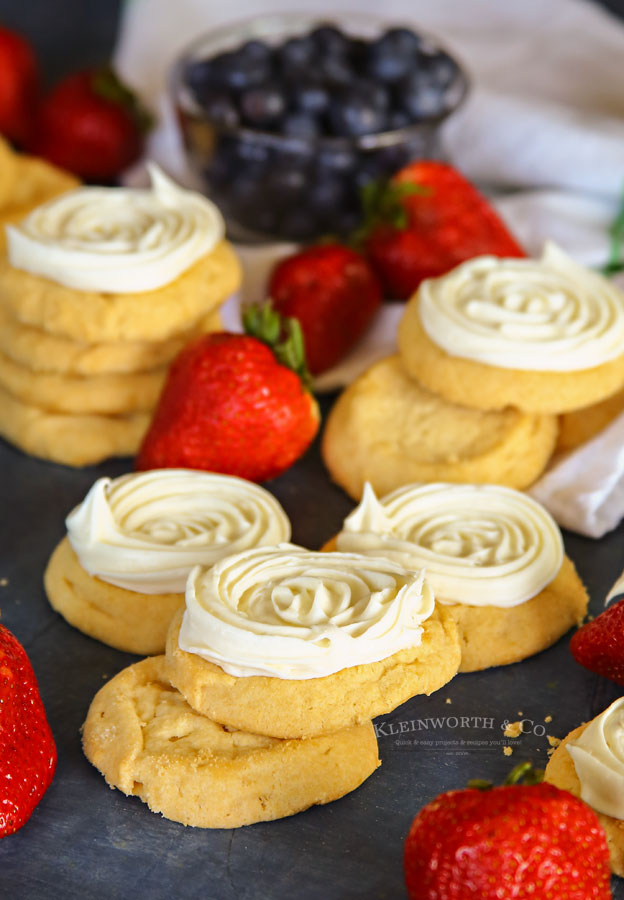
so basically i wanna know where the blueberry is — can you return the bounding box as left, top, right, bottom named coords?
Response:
left=366, top=28, right=422, bottom=82
left=233, top=137, right=271, bottom=166
left=311, top=23, right=351, bottom=57
left=268, top=164, right=308, bottom=208
left=309, top=172, right=348, bottom=219
left=388, top=109, right=411, bottom=129
left=397, top=71, right=447, bottom=121
left=318, top=54, right=354, bottom=87
left=278, top=36, right=315, bottom=74
left=185, top=58, right=216, bottom=93
left=291, top=77, right=329, bottom=116
left=211, top=50, right=271, bottom=91
left=276, top=209, right=318, bottom=241
left=239, top=83, right=287, bottom=128
left=317, top=147, right=357, bottom=174
left=196, top=89, right=239, bottom=128
left=328, top=80, right=389, bottom=137
left=240, top=39, right=272, bottom=64
left=418, top=49, right=460, bottom=89
left=281, top=112, right=321, bottom=139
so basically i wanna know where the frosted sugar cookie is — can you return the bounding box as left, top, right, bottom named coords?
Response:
left=1, top=164, right=240, bottom=342
left=398, top=243, right=624, bottom=414
left=321, top=355, right=557, bottom=500
left=0, top=305, right=222, bottom=377
left=545, top=698, right=624, bottom=877
left=557, top=385, right=624, bottom=453
left=329, top=482, right=587, bottom=672
left=83, top=656, right=380, bottom=828
left=0, top=383, right=151, bottom=466
left=165, top=546, right=460, bottom=739
left=0, top=348, right=167, bottom=414
left=44, top=470, right=291, bottom=655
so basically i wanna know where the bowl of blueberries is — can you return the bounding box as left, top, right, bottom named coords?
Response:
left=172, top=13, right=468, bottom=242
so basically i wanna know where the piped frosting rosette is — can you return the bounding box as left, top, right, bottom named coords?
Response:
left=178, top=545, right=435, bottom=679
left=419, top=242, right=624, bottom=371
left=567, top=697, right=624, bottom=819
left=66, top=469, right=291, bottom=594
left=336, top=482, right=563, bottom=608
left=6, top=163, right=224, bottom=293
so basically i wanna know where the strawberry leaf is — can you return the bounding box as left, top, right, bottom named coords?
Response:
left=242, top=301, right=313, bottom=391
left=351, top=178, right=427, bottom=248
left=91, top=65, right=154, bottom=134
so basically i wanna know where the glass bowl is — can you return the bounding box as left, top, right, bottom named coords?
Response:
left=170, top=13, right=469, bottom=243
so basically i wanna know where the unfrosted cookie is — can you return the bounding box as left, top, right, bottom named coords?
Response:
left=0, top=383, right=150, bottom=465
left=321, top=356, right=557, bottom=500
left=0, top=347, right=167, bottom=414
left=0, top=305, right=223, bottom=376
left=82, top=656, right=380, bottom=828
left=44, top=538, right=183, bottom=655
left=44, top=470, right=292, bottom=654
left=545, top=718, right=624, bottom=877
left=166, top=546, right=461, bottom=740
left=557, top=385, right=624, bottom=453
left=0, top=239, right=239, bottom=343
left=398, top=248, right=624, bottom=415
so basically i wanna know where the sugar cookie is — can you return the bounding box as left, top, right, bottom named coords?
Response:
left=44, top=470, right=292, bottom=654
left=545, top=700, right=624, bottom=877
left=398, top=245, right=624, bottom=414
left=321, top=356, right=557, bottom=500
left=166, top=546, right=461, bottom=739
left=82, top=656, right=380, bottom=828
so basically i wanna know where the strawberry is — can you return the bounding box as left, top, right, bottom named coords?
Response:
left=135, top=306, right=319, bottom=482
left=0, top=26, right=40, bottom=146
left=29, top=66, right=151, bottom=180
left=1, top=623, right=57, bottom=838
left=404, top=764, right=611, bottom=900
left=570, top=598, right=624, bottom=685
left=268, top=243, right=382, bottom=375
left=360, top=160, right=526, bottom=298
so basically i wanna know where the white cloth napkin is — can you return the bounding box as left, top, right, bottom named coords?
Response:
left=114, top=0, right=624, bottom=538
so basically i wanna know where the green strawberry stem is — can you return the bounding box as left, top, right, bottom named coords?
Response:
left=91, top=66, right=154, bottom=134
left=350, top=178, right=427, bottom=249
left=242, top=302, right=313, bottom=392
left=601, top=184, right=624, bottom=276
left=467, top=762, right=544, bottom=792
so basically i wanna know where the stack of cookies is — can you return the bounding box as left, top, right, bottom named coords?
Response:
left=82, top=545, right=461, bottom=828
left=323, top=243, right=624, bottom=500
left=0, top=163, right=240, bottom=467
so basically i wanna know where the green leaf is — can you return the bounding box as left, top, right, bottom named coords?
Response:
left=601, top=185, right=624, bottom=276
left=242, top=301, right=313, bottom=392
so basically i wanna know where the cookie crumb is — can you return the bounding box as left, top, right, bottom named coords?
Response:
left=0, top=578, right=7, bottom=587
left=445, top=698, right=452, bottom=705
left=503, top=746, right=513, bottom=757
left=504, top=721, right=523, bottom=738
left=547, top=735, right=561, bottom=748
left=544, top=715, right=552, bottom=723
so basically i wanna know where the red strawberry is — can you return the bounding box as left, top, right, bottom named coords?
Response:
left=0, top=623, right=57, bottom=838
left=29, top=66, right=150, bottom=180
left=570, top=599, right=624, bottom=685
left=0, top=26, right=40, bottom=146
left=362, top=160, right=526, bottom=298
left=135, top=307, right=319, bottom=482
left=268, top=243, right=382, bottom=375
left=404, top=766, right=611, bottom=899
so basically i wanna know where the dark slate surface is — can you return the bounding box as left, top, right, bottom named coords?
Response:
left=1, top=394, right=624, bottom=899
left=2, top=0, right=624, bottom=895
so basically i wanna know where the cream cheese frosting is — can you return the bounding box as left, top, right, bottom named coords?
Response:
left=5, top=163, right=224, bottom=293
left=418, top=242, right=624, bottom=371
left=178, top=545, right=436, bottom=679
left=567, top=698, right=624, bottom=820
left=336, top=482, right=563, bottom=608
left=66, top=469, right=291, bottom=594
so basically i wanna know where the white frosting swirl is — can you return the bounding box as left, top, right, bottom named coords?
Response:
left=567, top=698, right=624, bottom=819
left=336, top=482, right=563, bottom=608
left=178, top=545, right=435, bottom=679
left=6, top=164, right=224, bottom=293
left=418, top=242, right=624, bottom=371
left=66, top=470, right=291, bottom=594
